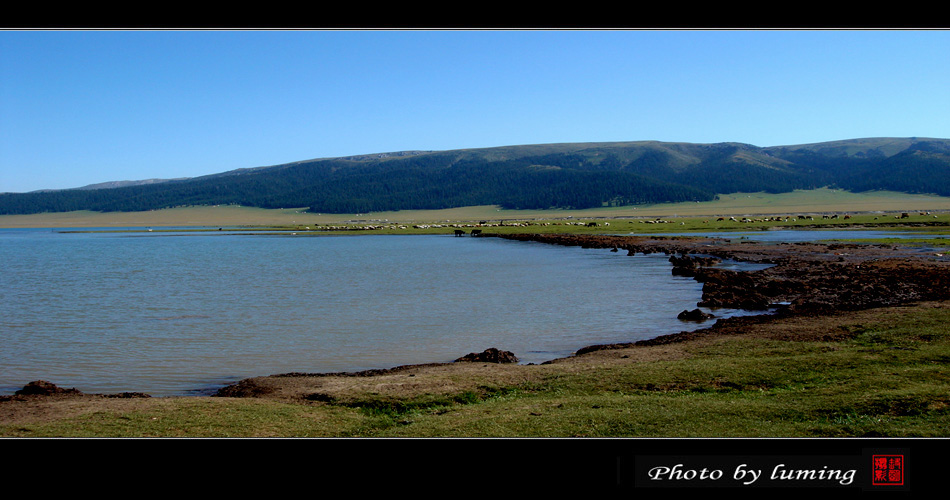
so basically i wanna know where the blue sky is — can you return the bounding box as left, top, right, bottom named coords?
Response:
left=1, top=29, right=948, bottom=193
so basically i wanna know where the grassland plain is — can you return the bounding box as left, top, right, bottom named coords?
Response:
left=3, top=188, right=950, bottom=229
left=2, top=188, right=950, bottom=439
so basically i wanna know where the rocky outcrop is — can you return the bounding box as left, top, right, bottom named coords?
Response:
left=4, top=380, right=149, bottom=398
left=214, top=378, right=276, bottom=398
left=693, top=267, right=775, bottom=310
left=455, top=348, right=519, bottom=364
left=677, top=308, right=716, bottom=321
left=15, top=380, right=82, bottom=396
left=669, top=254, right=722, bottom=276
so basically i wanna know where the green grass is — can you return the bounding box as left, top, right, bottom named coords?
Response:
left=825, top=236, right=950, bottom=247
left=372, top=327, right=950, bottom=437
left=0, top=397, right=367, bottom=438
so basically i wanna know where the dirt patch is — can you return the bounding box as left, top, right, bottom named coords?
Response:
left=0, top=391, right=155, bottom=427
left=214, top=360, right=538, bottom=403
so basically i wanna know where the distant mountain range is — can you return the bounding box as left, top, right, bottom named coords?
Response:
left=74, top=178, right=192, bottom=191
left=2, top=137, right=949, bottom=215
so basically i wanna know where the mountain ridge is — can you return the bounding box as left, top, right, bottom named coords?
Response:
left=3, top=137, right=948, bottom=215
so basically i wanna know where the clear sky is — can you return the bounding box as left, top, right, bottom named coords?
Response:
left=1, top=29, right=948, bottom=193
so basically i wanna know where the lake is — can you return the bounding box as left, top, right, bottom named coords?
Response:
left=1, top=229, right=768, bottom=396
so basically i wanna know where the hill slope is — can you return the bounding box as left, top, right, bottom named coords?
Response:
left=2, top=137, right=949, bottom=215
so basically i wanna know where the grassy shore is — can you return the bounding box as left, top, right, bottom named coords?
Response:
left=3, top=300, right=949, bottom=437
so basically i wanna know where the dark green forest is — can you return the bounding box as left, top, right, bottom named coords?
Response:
left=2, top=138, right=949, bottom=215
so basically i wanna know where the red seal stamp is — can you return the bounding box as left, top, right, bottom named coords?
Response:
left=872, top=455, right=904, bottom=486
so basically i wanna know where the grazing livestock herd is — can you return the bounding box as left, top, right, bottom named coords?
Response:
left=298, top=220, right=544, bottom=233
left=286, top=211, right=941, bottom=234
left=296, top=219, right=616, bottom=233
left=701, top=215, right=817, bottom=224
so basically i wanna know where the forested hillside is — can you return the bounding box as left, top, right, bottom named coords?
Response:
left=2, top=138, right=948, bottom=215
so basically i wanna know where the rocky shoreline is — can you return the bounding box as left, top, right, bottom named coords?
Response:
left=493, top=232, right=950, bottom=312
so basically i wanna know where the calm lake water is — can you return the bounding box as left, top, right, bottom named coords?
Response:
left=1, top=229, right=770, bottom=396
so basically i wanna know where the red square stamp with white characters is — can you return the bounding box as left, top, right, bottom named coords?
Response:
left=872, top=455, right=904, bottom=486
